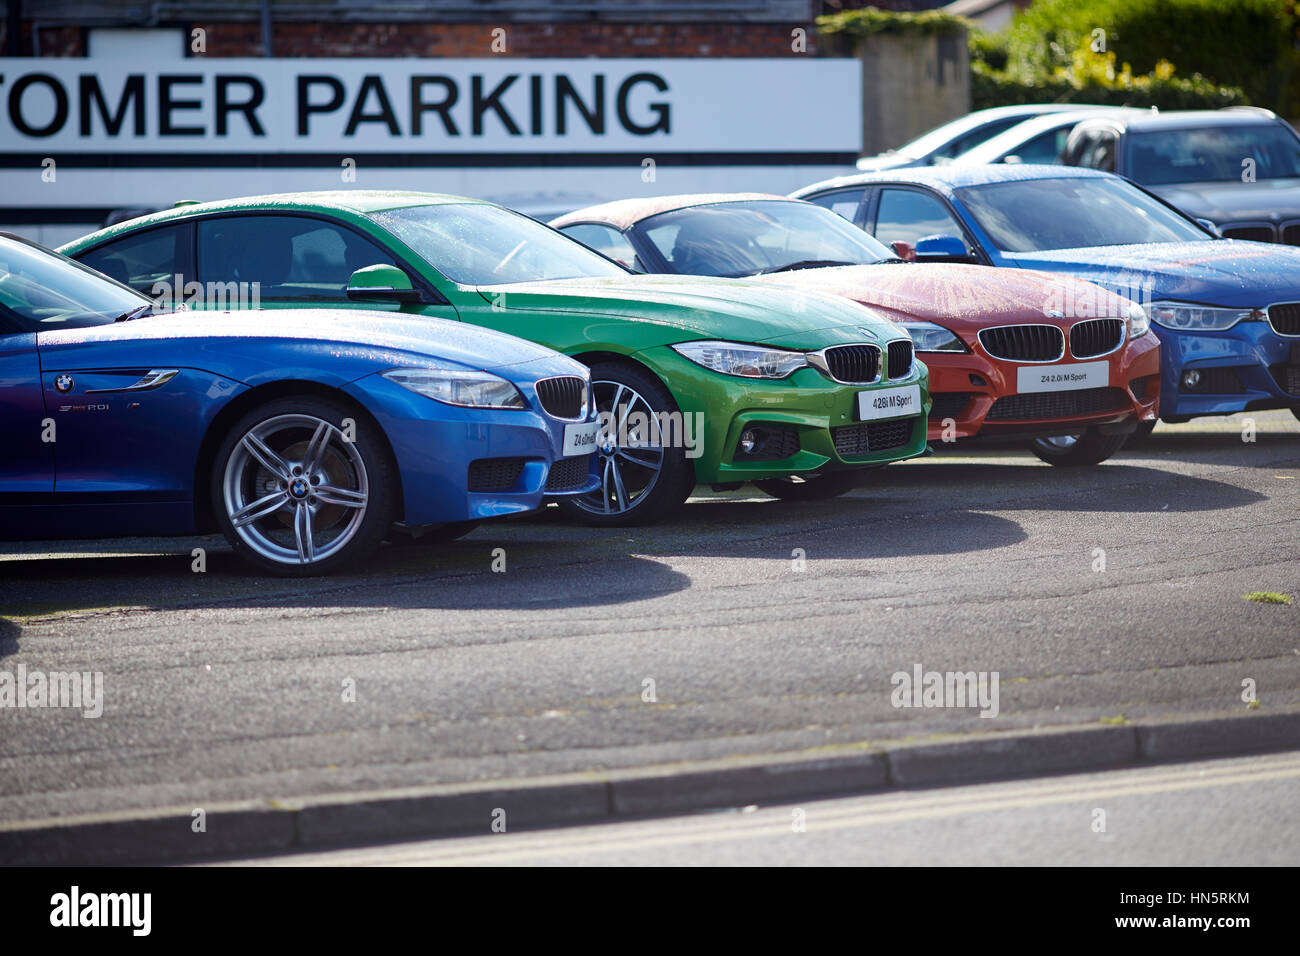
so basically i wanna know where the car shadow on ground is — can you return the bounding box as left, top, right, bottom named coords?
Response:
left=869, top=462, right=1270, bottom=513
left=0, top=617, right=18, bottom=658
left=599, top=503, right=1029, bottom=560
left=0, top=456, right=1274, bottom=621
left=0, top=504, right=1029, bottom=621
left=1114, top=429, right=1300, bottom=466
left=0, top=543, right=692, bottom=623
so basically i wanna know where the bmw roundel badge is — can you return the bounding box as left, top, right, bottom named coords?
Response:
left=55, top=374, right=74, bottom=393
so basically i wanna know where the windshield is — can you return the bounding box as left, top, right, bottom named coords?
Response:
left=633, top=200, right=896, bottom=277
left=372, top=203, right=628, bottom=285
left=0, top=236, right=148, bottom=332
left=959, top=177, right=1208, bottom=252
left=1126, top=124, right=1300, bottom=185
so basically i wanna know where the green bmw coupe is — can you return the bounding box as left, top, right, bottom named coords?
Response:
left=60, top=191, right=930, bottom=525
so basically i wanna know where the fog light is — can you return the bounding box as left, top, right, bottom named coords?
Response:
left=1182, top=369, right=1201, bottom=388
left=739, top=429, right=758, bottom=455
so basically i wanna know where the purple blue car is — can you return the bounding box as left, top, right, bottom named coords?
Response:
left=0, top=234, right=600, bottom=575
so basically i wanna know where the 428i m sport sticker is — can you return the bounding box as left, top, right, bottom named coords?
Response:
left=858, top=384, right=921, bottom=421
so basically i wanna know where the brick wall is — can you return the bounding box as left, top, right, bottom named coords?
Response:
left=4, top=24, right=85, bottom=57
left=2, top=21, right=820, bottom=59
left=202, top=21, right=818, bottom=58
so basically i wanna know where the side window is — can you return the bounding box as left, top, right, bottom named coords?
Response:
left=804, top=189, right=865, bottom=224
left=77, top=223, right=194, bottom=295
left=873, top=189, right=965, bottom=246
left=559, top=224, right=639, bottom=268
left=940, top=117, right=1025, bottom=160
left=196, top=215, right=397, bottom=301
left=1005, top=128, right=1068, bottom=165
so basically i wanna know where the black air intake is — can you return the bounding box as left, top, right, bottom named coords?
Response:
left=1070, top=318, right=1124, bottom=358
left=887, top=339, right=914, bottom=378
left=535, top=376, right=586, bottom=419
left=978, top=325, right=1064, bottom=362
left=822, top=345, right=881, bottom=383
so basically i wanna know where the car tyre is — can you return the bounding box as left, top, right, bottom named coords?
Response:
left=212, top=396, right=395, bottom=576
left=1027, top=428, right=1128, bottom=467
left=557, top=361, right=695, bottom=526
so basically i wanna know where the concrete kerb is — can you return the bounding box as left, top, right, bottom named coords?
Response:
left=3, top=709, right=1298, bottom=865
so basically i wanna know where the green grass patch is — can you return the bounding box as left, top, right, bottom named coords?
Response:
left=1243, top=591, right=1293, bottom=605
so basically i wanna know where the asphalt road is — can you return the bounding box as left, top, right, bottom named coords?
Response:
left=1, top=411, right=1298, bottom=827
left=215, top=750, right=1300, bottom=866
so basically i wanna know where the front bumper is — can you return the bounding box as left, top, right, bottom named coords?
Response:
left=922, top=331, right=1161, bottom=441
left=346, top=374, right=599, bottom=526
left=633, top=347, right=931, bottom=485
left=1154, top=320, right=1300, bottom=420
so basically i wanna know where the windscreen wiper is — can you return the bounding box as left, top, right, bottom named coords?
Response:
left=114, top=304, right=154, bottom=322
left=757, top=259, right=861, bottom=274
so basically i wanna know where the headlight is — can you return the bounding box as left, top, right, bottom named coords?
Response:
left=1149, top=301, right=1255, bottom=332
left=1127, top=302, right=1150, bottom=338
left=383, top=366, right=525, bottom=409
left=902, top=321, right=966, bottom=352
left=672, top=340, right=809, bottom=379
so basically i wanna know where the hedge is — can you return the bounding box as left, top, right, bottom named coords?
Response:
left=817, top=7, right=971, bottom=38
left=971, top=60, right=1249, bottom=111
left=996, top=0, right=1295, bottom=114
left=816, top=7, right=971, bottom=55
left=814, top=3, right=1253, bottom=113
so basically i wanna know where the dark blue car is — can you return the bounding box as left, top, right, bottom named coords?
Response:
left=0, top=235, right=599, bottom=575
left=793, top=165, right=1300, bottom=429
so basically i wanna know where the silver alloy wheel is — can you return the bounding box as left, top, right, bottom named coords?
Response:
left=221, top=413, right=369, bottom=566
left=570, top=379, right=665, bottom=516
left=1034, top=434, right=1081, bottom=451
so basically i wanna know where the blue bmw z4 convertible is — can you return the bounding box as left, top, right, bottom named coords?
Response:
left=0, top=234, right=600, bottom=575
left=794, top=165, right=1300, bottom=433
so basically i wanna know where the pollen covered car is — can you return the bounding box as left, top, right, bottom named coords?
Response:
left=0, top=233, right=599, bottom=575
left=552, top=194, right=1159, bottom=465
left=60, top=191, right=931, bottom=521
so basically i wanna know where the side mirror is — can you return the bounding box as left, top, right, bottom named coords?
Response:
left=347, top=264, right=422, bottom=303
left=915, top=234, right=976, bottom=263
left=1195, top=218, right=1224, bottom=239
left=890, top=240, right=917, bottom=262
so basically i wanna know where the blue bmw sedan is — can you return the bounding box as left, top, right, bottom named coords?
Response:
left=0, top=234, right=599, bottom=575
left=793, top=165, right=1300, bottom=430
